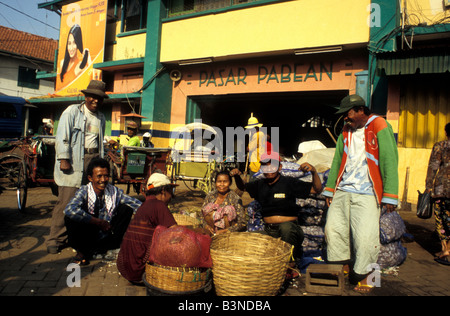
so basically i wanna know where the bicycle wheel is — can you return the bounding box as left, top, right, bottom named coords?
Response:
left=0, top=154, right=28, bottom=212
left=16, top=158, right=28, bottom=212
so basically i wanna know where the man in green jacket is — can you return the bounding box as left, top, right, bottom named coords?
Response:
left=126, top=121, right=141, bottom=147
left=323, top=94, right=399, bottom=293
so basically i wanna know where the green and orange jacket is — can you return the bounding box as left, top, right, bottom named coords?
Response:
left=323, top=115, right=399, bottom=205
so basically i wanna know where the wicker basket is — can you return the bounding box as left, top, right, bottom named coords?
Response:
left=172, top=213, right=203, bottom=228
left=145, top=263, right=211, bottom=293
left=210, top=232, right=292, bottom=296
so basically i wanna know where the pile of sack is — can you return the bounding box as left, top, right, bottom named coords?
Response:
left=377, top=208, right=407, bottom=269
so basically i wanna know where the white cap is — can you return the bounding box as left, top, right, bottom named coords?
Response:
left=143, top=132, right=152, bottom=138
left=147, top=173, right=178, bottom=190
left=42, top=118, right=53, bottom=129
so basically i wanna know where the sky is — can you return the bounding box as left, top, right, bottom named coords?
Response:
left=0, top=0, right=61, bottom=40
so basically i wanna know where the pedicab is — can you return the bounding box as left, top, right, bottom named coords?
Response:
left=106, top=142, right=172, bottom=195
left=169, top=122, right=240, bottom=195
left=0, top=135, right=57, bottom=212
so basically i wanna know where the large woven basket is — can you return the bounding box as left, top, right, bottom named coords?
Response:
left=172, top=213, right=203, bottom=228
left=210, top=232, right=292, bottom=296
left=145, top=263, right=211, bottom=294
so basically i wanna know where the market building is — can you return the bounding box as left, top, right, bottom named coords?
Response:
left=32, top=0, right=449, bottom=205
left=34, top=0, right=370, bottom=150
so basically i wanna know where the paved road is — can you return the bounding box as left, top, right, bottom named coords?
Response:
left=0, top=185, right=448, bottom=297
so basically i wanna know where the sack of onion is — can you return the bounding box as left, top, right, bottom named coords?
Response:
left=149, top=225, right=212, bottom=268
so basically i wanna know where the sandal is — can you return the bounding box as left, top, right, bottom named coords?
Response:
left=434, top=255, right=450, bottom=266
left=343, top=264, right=350, bottom=278
left=353, top=281, right=374, bottom=294
left=71, top=253, right=90, bottom=266
left=434, top=251, right=450, bottom=259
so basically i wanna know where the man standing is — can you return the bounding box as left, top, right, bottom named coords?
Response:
left=323, top=94, right=399, bottom=293
left=245, top=113, right=266, bottom=180
left=46, top=80, right=108, bottom=254
left=64, top=158, right=142, bottom=265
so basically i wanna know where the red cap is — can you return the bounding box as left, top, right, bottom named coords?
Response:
left=260, top=152, right=280, bottom=163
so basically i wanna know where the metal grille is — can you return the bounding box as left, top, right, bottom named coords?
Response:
left=398, top=76, right=450, bottom=149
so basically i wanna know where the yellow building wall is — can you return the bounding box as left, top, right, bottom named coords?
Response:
left=398, top=147, right=431, bottom=206
left=161, top=0, right=370, bottom=62
left=105, top=22, right=146, bottom=61
left=403, top=0, right=450, bottom=25
left=387, top=77, right=449, bottom=206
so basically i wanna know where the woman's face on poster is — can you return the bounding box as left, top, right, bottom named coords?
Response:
left=67, top=33, right=78, bottom=59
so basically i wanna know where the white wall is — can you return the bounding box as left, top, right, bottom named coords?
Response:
left=0, top=55, right=54, bottom=99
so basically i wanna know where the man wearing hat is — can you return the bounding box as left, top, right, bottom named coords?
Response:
left=47, top=80, right=109, bottom=254
left=232, top=152, right=322, bottom=267
left=117, top=173, right=178, bottom=283
left=323, top=94, right=398, bottom=293
left=245, top=113, right=267, bottom=180
left=125, top=121, right=141, bottom=147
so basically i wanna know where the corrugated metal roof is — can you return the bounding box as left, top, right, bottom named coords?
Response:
left=0, top=25, right=58, bottom=63
left=377, top=48, right=450, bottom=75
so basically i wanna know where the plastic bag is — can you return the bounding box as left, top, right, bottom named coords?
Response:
left=417, top=190, right=433, bottom=219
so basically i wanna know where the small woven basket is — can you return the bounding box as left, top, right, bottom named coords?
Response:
left=210, top=232, right=292, bottom=296
left=145, top=263, right=211, bottom=293
left=172, top=213, right=203, bottom=228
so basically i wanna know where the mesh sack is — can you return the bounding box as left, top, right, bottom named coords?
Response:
left=247, top=200, right=264, bottom=232
left=376, top=240, right=407, bottom=269
left=379, top=210, right=406, bottom=244
left=149, top=225, right=212, bottom=268
left=301, top=225, right=325, bottom=252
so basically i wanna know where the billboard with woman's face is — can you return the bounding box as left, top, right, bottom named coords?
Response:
left=55, top=0, right=107, bottom=96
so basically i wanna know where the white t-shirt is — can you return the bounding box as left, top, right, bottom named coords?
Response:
left=84, top=105, right=100, bottom=149
left=337, top=127, right=374, bottom=195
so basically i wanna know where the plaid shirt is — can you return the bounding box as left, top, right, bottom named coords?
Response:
left=64, top=184, right=142, bottom=223
left=426, top=139, right=450, bottom=198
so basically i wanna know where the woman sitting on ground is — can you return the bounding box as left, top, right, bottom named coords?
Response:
left=201, top=171, right=247, bottom=235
